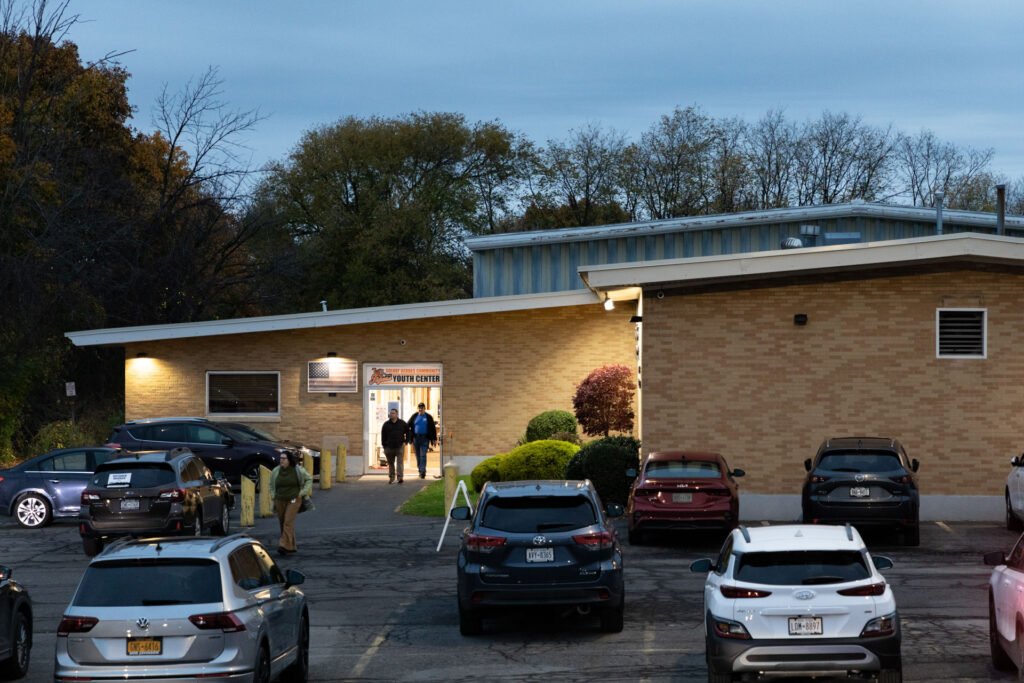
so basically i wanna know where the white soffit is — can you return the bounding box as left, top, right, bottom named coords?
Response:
left=579, top=233, right=1024, bottom=292
left=66, top=289, right=601, bottom=347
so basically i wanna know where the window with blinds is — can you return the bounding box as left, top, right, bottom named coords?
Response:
left=936, top=309, right=986, bottom=359
left=207, top=372, right=280, bottom=414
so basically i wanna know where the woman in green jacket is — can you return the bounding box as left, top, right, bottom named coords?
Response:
left=269, top=451, right=313, bottom=556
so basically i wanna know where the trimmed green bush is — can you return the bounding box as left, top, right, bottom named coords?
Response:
left=499, top=440, right=580, bottom=482
left=564, top=436, right=641, bottom=505
left=549, top=430, right=581, bottom=445
left=470, top=454, right=505, bottom=493
left=525, top=410, right=578, bottom=443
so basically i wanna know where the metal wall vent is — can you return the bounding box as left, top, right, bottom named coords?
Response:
left=937, top=309, right=985, bottom=358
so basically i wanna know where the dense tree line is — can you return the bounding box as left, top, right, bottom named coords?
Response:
left=2, top=0, right=1023, bottom=459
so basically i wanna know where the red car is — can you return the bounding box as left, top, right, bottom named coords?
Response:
left=626, top=451, right=744, bottom=544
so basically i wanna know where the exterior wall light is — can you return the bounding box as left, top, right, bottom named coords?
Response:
left=136, top=352, right=147, bottom=358
left=603, top=298, right=615, bottom=311
left=327, top=352, right=337, bottom=357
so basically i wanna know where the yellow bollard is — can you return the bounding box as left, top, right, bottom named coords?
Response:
left=258, top=466, right=273, bottom=518
left=443, top=462, right=459, bottom=513
left=336, top=445, right=347, bottom=483
left=302, top=451, right=314, bottom=475
left=240, top=476, right=255, bottom=527
left=320, top=449, right=332, bottom=490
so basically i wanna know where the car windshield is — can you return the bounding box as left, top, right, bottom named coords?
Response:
left=480, top=495, right=597, bottom=533
left=735, top=550, right=871, bottom=585
left=73, top=559, right=222, bottom=606
left=92, top=463, right=176, bottom=488
left=817, top=451, right=902, bottom=473
left=646, top=460, right=721, bottom=479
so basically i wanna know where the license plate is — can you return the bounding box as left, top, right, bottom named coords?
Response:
left=126, top=637, right=162, bottom=655
left=526, top=548, right=554, bottom=563
left=788, top=616, right=823, bottom=635
left=672, top=492, right=692, bottom=503
left=120, top=498, right=140, bottom=511
left=849, top=487, right=870, bottom=498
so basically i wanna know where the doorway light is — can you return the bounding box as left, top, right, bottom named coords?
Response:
left=603, top=298, right=615, bottom=311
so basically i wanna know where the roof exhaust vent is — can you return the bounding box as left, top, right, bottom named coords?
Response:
left=781, top=237, right=804, bottom=250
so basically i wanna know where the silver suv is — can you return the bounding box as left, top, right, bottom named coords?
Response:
left=55, top=534, right=309, bottom=682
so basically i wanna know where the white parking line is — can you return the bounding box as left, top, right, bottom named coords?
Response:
left=936, top=521, right=954, bottom=533
left=347, top=601, right=411, bottom=678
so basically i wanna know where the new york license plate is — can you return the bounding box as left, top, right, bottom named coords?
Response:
left=849, top=487, right=870, bottom=498
left=526, top=548, right=554, bottom=563
left=126, top=637, right=162, bottom=655
left=120, top=498, right=140, bottom=511
left=672, top=492, right=692, bottom=503
left=788, top=616, right=823, bottom=635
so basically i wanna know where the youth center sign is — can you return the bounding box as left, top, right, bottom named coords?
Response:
left=364, top=363, right=442, bottom=387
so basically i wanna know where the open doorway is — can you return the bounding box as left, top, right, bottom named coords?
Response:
left=363, top=364, right=443, bottom=477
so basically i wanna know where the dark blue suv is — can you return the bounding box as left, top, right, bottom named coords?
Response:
left=450, top=480, right=625, bottom=635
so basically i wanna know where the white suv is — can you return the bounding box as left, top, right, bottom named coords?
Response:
left=984, top=534, right=1024, bottom=676
left=690, top=523, right=901, bottom=682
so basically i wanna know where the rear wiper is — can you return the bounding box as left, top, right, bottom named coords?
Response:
left=801, top=576, right=845, bottom=585
left=536, top=522, right=575, bottom=531
left=830, top=468, right=862, bottom=473
left=141, top=599, right=189, bottom=605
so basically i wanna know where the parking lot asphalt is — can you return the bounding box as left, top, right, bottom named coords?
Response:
left=1, top=478, right=1017, bottom=682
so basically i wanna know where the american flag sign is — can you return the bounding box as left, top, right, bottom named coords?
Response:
left=308, top=358, right=358, bottom=393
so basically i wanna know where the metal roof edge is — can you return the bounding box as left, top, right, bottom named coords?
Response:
left=465, top=202, right=1024, bottom=251
left=65, top=289, right=600, bottom=347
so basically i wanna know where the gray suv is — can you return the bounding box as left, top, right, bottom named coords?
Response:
left=451, top=480, right=625, bottom=635
left=55, top=534, right=308, bottom=682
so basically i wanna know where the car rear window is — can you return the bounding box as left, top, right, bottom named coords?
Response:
left=73, top=559, right=222, bottom=606
left=92, top=463, right=176, bottom=488
left=735, top=550, right=870, bottom=585
left=646, top=460, right=721, bottom=479
left=817, top=451, right=902, bottom=473
left=480, top=495, right=597, bottom=533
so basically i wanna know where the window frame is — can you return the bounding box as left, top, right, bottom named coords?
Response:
left=206, top=371, right=281, bottom=419
left=936, top=307, right=987, bottom=359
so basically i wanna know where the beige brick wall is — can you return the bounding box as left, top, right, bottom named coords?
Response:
left=124, top=304, right=637, bottom=463
left=641, top=269, right=1024, bottom=497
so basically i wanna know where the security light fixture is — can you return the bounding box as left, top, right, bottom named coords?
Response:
left=629, top=315, right=642, bottom=323
left=603, top=298, right=615, bottom=311
left=327, top=352, right=337, bottom=357
left=136, top=352, right=147, bottom=358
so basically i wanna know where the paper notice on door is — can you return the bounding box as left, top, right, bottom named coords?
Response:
left=107, top=472, right=132, bottom=487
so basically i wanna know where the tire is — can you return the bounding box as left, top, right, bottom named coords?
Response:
left=253, top=644, right=271, bottom=683
left=0, top=609, right=31, bottom=680
left=213, top=501, right=231, bottom=536
left=458, top=602, right=483, bottom=636
left=243, top=463, right=264, bottom=493
left=706, top=653, right=733, bottom=683
left=14, top=493, right=51, bottom=529
left=1008, top=492, right=1022, bottom=532
left=82, top=536, right=104, bottom=557
left=991, top=598, right=1015, bottom=671
left=600, top=599, right=624, bottom=633
left=904, top=522, right=920, bottom=547
left=281, top=612, right=309, bottom=682
left=877, top=664, right=902, bottom=683
left=192, top=511, right=204, bottom=537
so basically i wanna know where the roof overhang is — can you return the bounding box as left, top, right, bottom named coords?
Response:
left=579, top=232, right=1024, bottom=297
left=65, top=289, right=600, bottom=347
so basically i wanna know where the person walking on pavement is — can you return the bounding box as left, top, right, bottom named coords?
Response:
left=381, top=408, right=407, bottom=484
left=408, top=402, right=437, bottom=479
left=269, top=451, right=312, bottom=556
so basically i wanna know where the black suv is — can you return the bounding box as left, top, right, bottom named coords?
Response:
left=451, top=480, right=625, bottom=636
left=79, top=448, right=234, bottom=556
left=802, top=437, right=920, bottom=545
left=106, top=418, right=291, bottom=486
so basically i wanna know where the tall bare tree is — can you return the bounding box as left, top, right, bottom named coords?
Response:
left=895, top=129, right=994, bottom=209
left=745, top=109, right=798, bottom=209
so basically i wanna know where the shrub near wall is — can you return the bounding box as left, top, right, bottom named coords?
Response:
left=564, top=436, right=641, bottom=505
left=525, top=410, right=578, bottom=442
left=470, top=454, right=505, bottom=493
left=472, top=440, right=580, bottom=492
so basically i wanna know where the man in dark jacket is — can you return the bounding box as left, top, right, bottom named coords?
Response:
left=381, top=408, right=408, bottom=484
left=408, top=402, right=437, bottom=479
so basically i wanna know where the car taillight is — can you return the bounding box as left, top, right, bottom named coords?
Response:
left=189, top=612, right=246, bottom=632
left=573, top=531, right=614, bottom=549
left=809, top=475, right=830, bottom=483
left=81, top=491, right=101, bottom=504
left=860, top=612, right=897, bottom=637
left=838, top=582, right=887, bottom=596
left=711, top=616, right=751, bottom=639
left=466, top=534, right=506, bottom=553
left=720, top=585, right=772, bottom=598
left=890, top=475, right=911, bottom=483
left=159, top=488, right=186, bottom=502
left=57, top=616, right=98, bottom=636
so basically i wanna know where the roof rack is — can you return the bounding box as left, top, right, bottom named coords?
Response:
left=209, top=533, right=254, bottom=553
left=738, top=524, right=751, bottom=543
left=845, top=523, right=854, bottom=541
left=127, top=417, right=209, bottom=425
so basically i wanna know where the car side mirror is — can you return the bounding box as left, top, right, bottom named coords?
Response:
left=625, top=468, right=637, bottom=478
left=804, top=458, right=812, bottom=472
left=221, top=439, right=235, bottom=447
left=450, top=506, right=471, bottom=520
left=731, top=468, right=745, bottom=477
left=284, top=569, right=305, bottom=587
left=605, top=503, right=624, bottom=518
left=911, top=459, right=919, bottom=472
left=0, top=565, right=10, bottom=582
left=872, top=555, right=894, bottom=571
left=984, top=551, right=1007, bottom=566
left=689, top=558, right=713, bottom=573
left=1012, top=456, right=1022, bottom=468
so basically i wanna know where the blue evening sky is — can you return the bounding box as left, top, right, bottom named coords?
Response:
left=68, top=0, right=1024, bottom=180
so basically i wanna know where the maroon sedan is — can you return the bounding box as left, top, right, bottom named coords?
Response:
left=626, top=451, right=744, bottom=544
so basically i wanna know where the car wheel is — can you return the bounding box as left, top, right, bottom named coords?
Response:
left=192, top=511, right=204, bottom=537
left=991, top=597, right=1015, bottom=671
left=253, top=644, right=271, bottom=683
left=706, top=653, right=733, bottom=683
left=877, top=663, right=902, bottom=683
left=1008, top=492, right=1023, bottom=532
left=14, top=493, right=51, bottom=529
left=458, top=600, right=483, bottom=636
left=281, top=612, right=309, bottom=682
left=214, top=501, right=231, bottom=536
left=243, top=463, right=263, bottom=493
left=599, top=597, right=624, bottom=633
left=82, top=536, right=104, bottom=557
left=0, top=608, right=31, bottom=679
left=904, top=522, right=920, bottom=547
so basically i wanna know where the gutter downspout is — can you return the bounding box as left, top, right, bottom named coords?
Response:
left=997, top=184, right=1006, bottom=235
left=934, top=192, right=943, bottom=235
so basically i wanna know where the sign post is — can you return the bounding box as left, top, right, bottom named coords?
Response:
left=436, top=478, right=473, bottom=552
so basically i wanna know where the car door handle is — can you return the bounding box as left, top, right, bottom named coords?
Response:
left=49, top=479, right=61, bottom=483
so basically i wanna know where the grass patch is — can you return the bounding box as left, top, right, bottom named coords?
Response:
left=400, top=475, right=480, bottom=517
